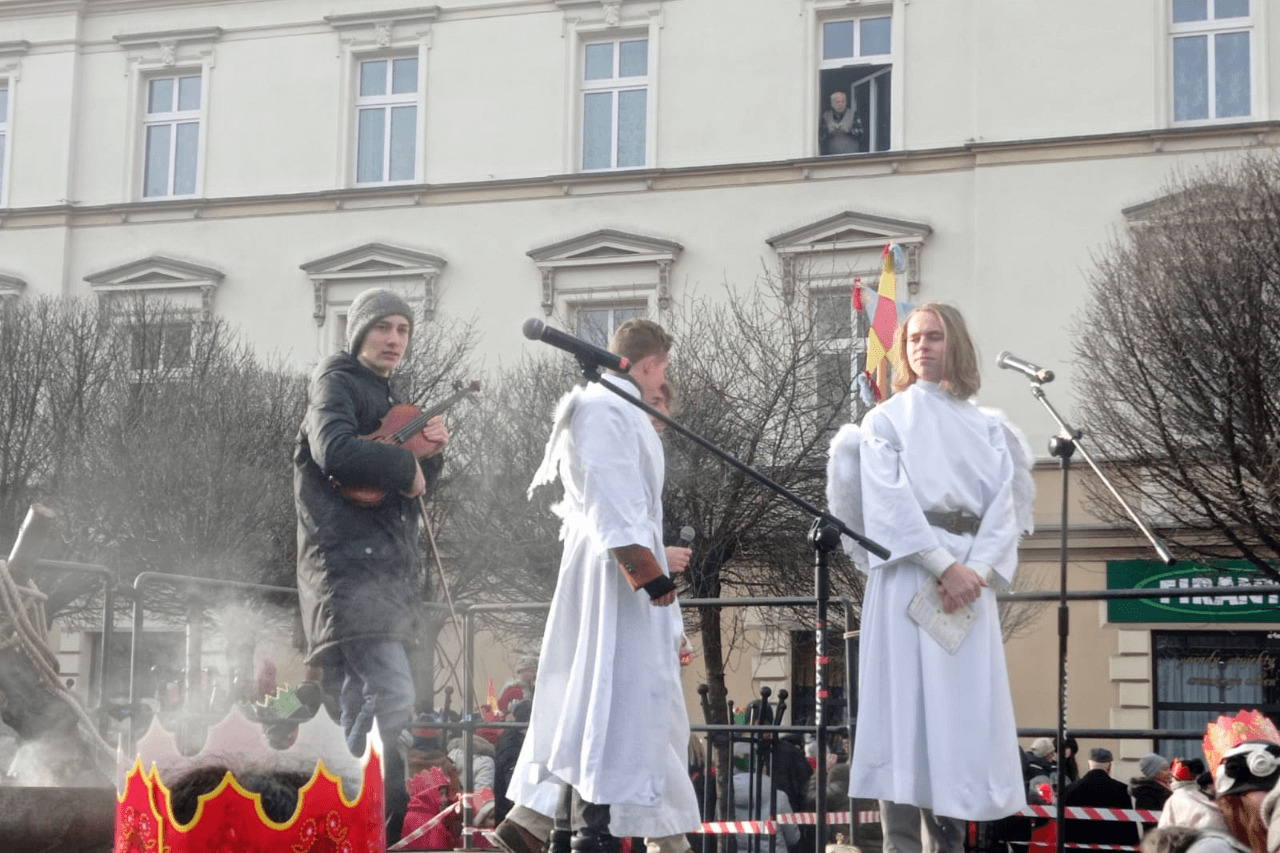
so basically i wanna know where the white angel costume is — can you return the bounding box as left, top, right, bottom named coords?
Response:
left=826, top=380, right=1034, bottom=822
left=509, top=375, right=700, bottom=839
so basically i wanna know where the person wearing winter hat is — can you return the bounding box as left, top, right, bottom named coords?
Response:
left=294, top=286, right=449, bottom=843
left=1131, top=753, right=1173, bottom=833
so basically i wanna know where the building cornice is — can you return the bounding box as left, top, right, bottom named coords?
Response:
left=0, top=121, right=1276, bottom=231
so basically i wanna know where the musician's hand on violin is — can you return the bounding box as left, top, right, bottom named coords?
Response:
left=420, top=416, right=449, bottom=456
left=402, top=464, right=426, bottom=498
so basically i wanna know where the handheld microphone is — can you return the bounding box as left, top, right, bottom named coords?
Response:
left=676, top=526, right=696, bottom=548
left=523, top=318, right=630, bottom=373
left=996, top=351, right=1055, bottom=384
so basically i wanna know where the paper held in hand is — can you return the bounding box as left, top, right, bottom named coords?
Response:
left=908, top=577, right=977, bottom=654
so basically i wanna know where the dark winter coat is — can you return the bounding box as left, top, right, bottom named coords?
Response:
left=1063, top=768, right=1140, bottom=847
left=1130, top=776, right=1172, bottom=833
left=294, top=352, right=442, bottom=664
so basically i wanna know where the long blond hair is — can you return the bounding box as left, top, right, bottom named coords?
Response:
left=891, top=302, right=980, bottom=399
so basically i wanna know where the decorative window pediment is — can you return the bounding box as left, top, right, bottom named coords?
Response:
left=767, top=211, right=930, bottom=300
left=0, top=271, right=24, bottom=300
left=527, top=228, right=682, bottom=314
left=301, top=242, right=446, bottom=325
left=85, top=255, right=223, bottom=321
left=325, top=6, right=439, bottom=47
left=1122, top=185, right=1234, bottom=225
left=114, top=27, right=222, bottom=69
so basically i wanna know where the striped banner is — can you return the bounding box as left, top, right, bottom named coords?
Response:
left=697, top=806, right=1160, bottom=836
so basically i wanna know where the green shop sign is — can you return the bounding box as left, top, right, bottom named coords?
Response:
left=1107, top=560, right=1280, bottom=623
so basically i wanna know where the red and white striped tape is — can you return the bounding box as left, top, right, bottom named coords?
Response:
left=697, top=806, right=1161, bottom=836
left=1016, top=805, right=1161, bottom=823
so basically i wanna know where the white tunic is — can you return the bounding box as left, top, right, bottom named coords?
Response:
left=826, top=381, right=1034, bottom=822
left=510, top=376, right=701, bottom=838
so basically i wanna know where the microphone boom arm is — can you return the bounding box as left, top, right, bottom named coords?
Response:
left=582, top=365, right=890, bottom=561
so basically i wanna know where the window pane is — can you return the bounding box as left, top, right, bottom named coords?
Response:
left=585, top=43, right=614, bottom=81
left=619, top=40, right=648, bottom=77
left=861, top=17, right=892, bottom=56
left=177, top=76, right=201, bottom=111
left=173, top=122, right=198, bottom=195
left=392, top=58, right=418, bottom=94
left=814, top=291, right=852, bottom=340
left=359, top=60, right=387, bottom=97
left=1173, top=35, right=1209, bottom=121
left=148, top=78, right=174, bottom=114
left=576, top=308, right=611, bottom=348
left=1173, top=0, right=1208, bottom=22
left=389, top=105, right=416, bottom=181
left=823, top=21, right=854, bottom=60
left=615, top=306, right=643, bottom=325
left=1214, top=0, right=1248, bottom=19
left=817, top=351, right=852, bottom=423
left=131, top=326, right=158, bottom=371
left=0, top=134, right=6, bottom=199
left=0, top=87, right=8, bottom=120
left=356, top=107, right=386, bottom=182
left=617, top=89, right=646, bottom=168
left=582, top=91, right=612, bottom=169
left=143, top=124, right=171, bottom=197
left=1215, top=31, right=1250, bottom=117
left=164, top=323, right=192, bottom=369
left=874, top=71, right=892, bottom=151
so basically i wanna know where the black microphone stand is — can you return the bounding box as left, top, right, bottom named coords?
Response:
left=1012, top=377, right=1174, bottom=853
left=569, top=355, right=889, bottom=853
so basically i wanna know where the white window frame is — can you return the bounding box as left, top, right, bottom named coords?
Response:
left=578, top=35, right=653, bottom=172
left=816, top=11, right=895, bottom=156
left=141, top=72, right=204, bottom=199
left=0, top=40, right=28, bottom=208
left=1168, top=0, right=1257, bottom=126
left=353, top=54, right=422, bottom=185
left=573, top=301, right=647, bottom=348
left=324, top=9, right=435, bottom=188
left=114, top=29, right=220, bottom=202
left=0, top=77, right=9, bottom=207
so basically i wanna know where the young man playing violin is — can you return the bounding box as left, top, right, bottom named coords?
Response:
left=293, top=287, right=448, bottom=842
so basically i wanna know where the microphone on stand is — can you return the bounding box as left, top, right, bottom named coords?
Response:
left=523, top=318, right=630, bottom=373
left=996, top=351, right=1055, bottom=384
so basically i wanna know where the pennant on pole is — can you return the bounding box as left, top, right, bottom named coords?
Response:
left=865, top=243, right=904, bottom=377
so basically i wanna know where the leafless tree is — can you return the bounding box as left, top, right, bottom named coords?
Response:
left=52, top=297, right=308, bottom=624
left=1073, top=154, right=1280, bottom=579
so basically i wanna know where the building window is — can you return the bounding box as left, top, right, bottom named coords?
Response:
left=143, top=74, right=202, bottom=198
left=1153, top=630, right=1280, bottom=758
left=129, top=318, right=193, bottom=373
left=1171, top=0, right=1251, bottom=123
left=0, top=80, right=8, bottom=203
left=356, top=56, right=419, bottom=184
left=819, top=16, right=891, bottom=155
left=581, top=38, right=649, bottom=171
left=813, top=286, right=856, bottom=430
left=575, top=303, right=645, bottom=348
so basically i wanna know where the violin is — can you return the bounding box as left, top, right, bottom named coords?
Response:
left=339, top=379, right=480, bottom=506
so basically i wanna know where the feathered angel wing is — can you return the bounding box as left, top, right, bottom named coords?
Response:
left=979, top=406, right=1036, bottom=536
left=528, top=385, right=585, bottom=498
left=826, top=422, right=871, bottom=571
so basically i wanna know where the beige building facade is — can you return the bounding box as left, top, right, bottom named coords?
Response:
left=1, top=0, right=1277, bottom=781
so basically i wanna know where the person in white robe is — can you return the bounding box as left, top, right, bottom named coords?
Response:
left=826, top=302, right=1035, bottom=853
left=494, top=319, right=700, bottom=853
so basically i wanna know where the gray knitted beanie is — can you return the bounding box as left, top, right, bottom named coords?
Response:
left=346, top=288, right=414, bottom=355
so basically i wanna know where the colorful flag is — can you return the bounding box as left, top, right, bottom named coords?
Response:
left=865, top=243, right=905, bottom=376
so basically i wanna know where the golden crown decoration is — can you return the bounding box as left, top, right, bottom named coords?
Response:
left=115, top=705, right=384, bottom=853
left=1202, top=708, right=1280, bottom=775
